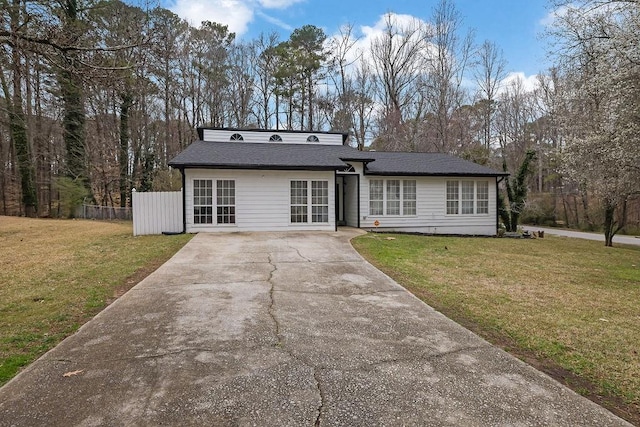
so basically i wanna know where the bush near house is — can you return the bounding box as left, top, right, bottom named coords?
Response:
left=353, top=233, right=640, bottom=424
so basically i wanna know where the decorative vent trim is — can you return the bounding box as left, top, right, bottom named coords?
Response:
left=230, top=133, right=244, bottom=141
left=269, top=134, right=283, bottom=142
left=306, top=135, right=320, bottom=142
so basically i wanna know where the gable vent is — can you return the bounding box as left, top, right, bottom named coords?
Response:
left=269, top=134, right=283, bottom=142
left=306, top=135, right=320, bottom=142
left=230, top=133, right=244, bottom=141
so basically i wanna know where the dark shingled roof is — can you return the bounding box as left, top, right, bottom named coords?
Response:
left=168, top=140, right=507, bottom=177
left=365, top=151, right=507, bottom=177
left=168, top=141, right=374, bottom=170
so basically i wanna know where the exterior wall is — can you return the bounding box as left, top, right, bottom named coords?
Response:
left=184, top=169, right=335, bottom=233
left=359, top=175, right=498, bottom=236
left=201, top=129, right=343, bottom=145
left=132, top=190, right=183, bottom=236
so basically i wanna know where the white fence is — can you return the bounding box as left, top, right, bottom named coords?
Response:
left=132, top=190, right=183, bottom=236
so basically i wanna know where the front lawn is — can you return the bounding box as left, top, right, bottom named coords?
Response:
left=0, top=216, right=192, bottom=386
left=352, top=233, right=640, bottom=424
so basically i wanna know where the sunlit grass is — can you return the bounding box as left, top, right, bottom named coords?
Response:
left=0, top=216, right=192, bottom=385
left=353, top=233, right=640, bottom=413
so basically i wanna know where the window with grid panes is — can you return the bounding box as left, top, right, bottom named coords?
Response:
left=446, top=181, right=459, bottom=214
left=369, top=179, right=384, bottom=215
left=216, top=180, right=235, bottom=224
left=311, top=181, right=329, bottom=223
left=369, top=179, right=417, bottom=216
left=446, top=180, right=489, bottom=215
left=477, top=181, right=489, bottom=214
left=461, top=181, right=475, bottom=214
left=386, top=180, right=400, bottom=215
left=193, top=179, right=213, bottom=224
left=403, top=180, right=416, bottom=215
left=290, top=181, right=308, bottom=223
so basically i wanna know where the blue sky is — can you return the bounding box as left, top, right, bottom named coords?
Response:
left=157, top=0, right=552, bottom=83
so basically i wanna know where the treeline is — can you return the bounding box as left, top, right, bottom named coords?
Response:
left=1, top=0, right=638, bottom=242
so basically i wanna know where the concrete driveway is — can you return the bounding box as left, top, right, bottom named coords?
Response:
left=0, top=229, right=631, bottom=426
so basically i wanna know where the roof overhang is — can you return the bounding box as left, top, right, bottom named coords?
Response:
left=167, top=163, right=346, bottom=171
left=363, top=171, right=510, bottom=177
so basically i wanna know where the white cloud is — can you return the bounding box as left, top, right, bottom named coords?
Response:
left=258, top=0, right=304, bottom=9
left=326, top=13, right=432, bottom=76
left=499, top=72, right=540, bottom=93
left=169, top=0, right=302, bottom=36
left=256, top=10, right=293, bottom=31
left=170, top=0, right=254, bottom=35
left=539, top=5, right=571, bottom=27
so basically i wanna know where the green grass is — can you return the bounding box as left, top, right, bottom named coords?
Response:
left=352, top=233, right=640, bottom=418
left=0, top=216, right=192, bottom=385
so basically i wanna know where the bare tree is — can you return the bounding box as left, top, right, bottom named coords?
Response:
left=473, top=40, right=506, bottom=149
left=370, top=13, right=427, bottom=131
left=251, top=32, right=280, bottom=129
left=0, top=0, right=38, bottom=215
left=421, top=0, right=474, bottom=153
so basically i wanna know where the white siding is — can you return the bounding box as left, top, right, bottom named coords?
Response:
left=132, top=190, right=183, bottom=236
left=184, top=169, right=336, bottom=233
left=202, top=129, right=343, bottom=145
left=359, top=175, right=498, bottom=236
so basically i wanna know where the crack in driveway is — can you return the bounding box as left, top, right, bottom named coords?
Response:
left=266, top=251, right=325, bottom=426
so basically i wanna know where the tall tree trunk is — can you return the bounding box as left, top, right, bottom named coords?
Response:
left=58, top=0, right=90, bottom=196
left=119, top=92, right=132, bottom=207
left=60, top=67, right=86, bottom=183
left=2, top=1, right=38, bottom=216
left=603, top=199, right=615, bottom=247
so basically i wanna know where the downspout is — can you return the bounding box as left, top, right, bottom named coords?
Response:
left=496, top=176, right=504, bottom=234
left=334, top=170, right=338, bottom=232
left=181, top=167, right=187, bottom=234
left=356, top=173, right=361, bottom=229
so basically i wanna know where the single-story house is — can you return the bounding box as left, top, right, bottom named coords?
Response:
left=168, top=127, right=508, bottom=235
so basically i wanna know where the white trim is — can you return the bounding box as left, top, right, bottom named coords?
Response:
left=368, top=178, right=418, bottom=217
left=289, top=179, right=330, bottom=225
left=445, top=179, right=491, bottom=216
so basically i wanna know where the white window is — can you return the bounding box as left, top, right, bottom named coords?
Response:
left=290, top=180, right=329, bottom=224
left=461, top=181, right=475, bottom=214
left=216, top=180, right=235, bottom=224
left=446, top=180, right=489, bottom=215
left=193, top=179, right=213, bottom=224
left=386, top=180, right=400, bottom=215
left=446, top=181, right=459, bottom=214
left=477, top=181, right=489, bottom=214
left=193, top=179, right=235, bottom=225
left=369, top=179, right=417, bottom=216
left=311, top=181, right=329, bottom=223
left=369, top=179, right=384, bottom=215
left=403, top=180, right=416, bottom=215
left=290, top=180, right=308, bottom=223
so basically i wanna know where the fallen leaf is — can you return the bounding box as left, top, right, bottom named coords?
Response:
left=63, top=369, right=84, bottom=377
left=598, top=318, right=609, bottom=322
